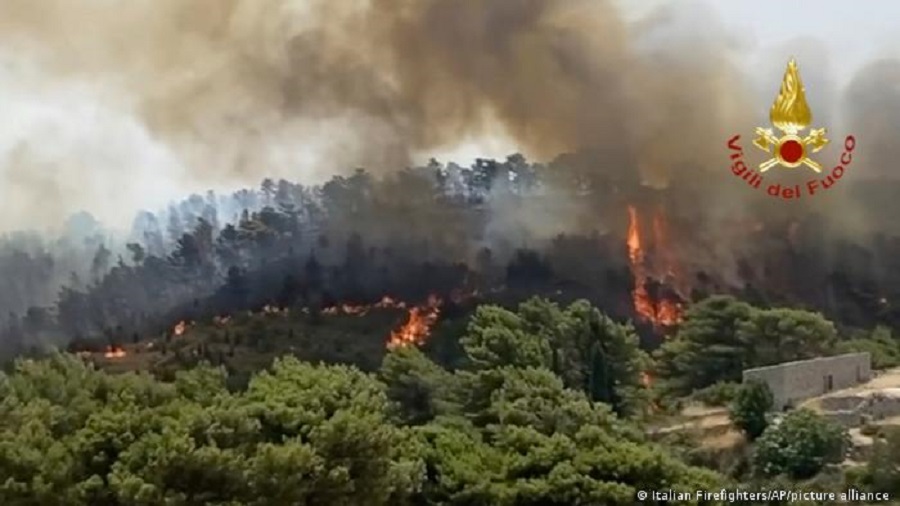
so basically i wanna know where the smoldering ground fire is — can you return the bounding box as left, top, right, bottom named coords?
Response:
left=321, top=294, right=448, bottom=348
left=88, top=293, right=449, bottom=361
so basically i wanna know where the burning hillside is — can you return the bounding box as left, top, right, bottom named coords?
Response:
left=388, top=295, right=443, bottom=349
left=323, top=296, right=408, bottom=317
left=26, top=156, right=900, bottom=372
left=6, top=0, right=900, bottom=364
left=76, top=291, right=471, bottom=377
left=321, top=295, right=446, bottom=349
left=103, top=345, right=126, bottom=359
left=186, top=293, right=459, bottom=354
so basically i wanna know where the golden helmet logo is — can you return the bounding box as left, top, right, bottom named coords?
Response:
left=754, top=59, right=828, bottom=172
left=726, top=58, right=856, bottom=200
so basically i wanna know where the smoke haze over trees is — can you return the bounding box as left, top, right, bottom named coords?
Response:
left=3, top=1, right=900, bottom=352
left=4, top=155, right=900, bottom=359
left=2, top=0, right=899, bottom=232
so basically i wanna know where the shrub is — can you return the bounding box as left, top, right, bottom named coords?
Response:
left=729, top=380, right=773, bottom=440
left=754, top=409, right=849, bottom=479
left=694, top=382, right=741, bottom=406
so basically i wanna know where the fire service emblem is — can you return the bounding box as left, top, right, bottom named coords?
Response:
left=725, top=58, right=856, bottom=200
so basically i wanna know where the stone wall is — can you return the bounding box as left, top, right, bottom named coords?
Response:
left=742, top=353, right=872, bottom=411
left=817, top=389, right=900, bottom=428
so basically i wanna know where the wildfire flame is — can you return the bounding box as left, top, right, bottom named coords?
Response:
left=322, top=296, right=409, bottom=316
left=376, top=296, right=407, bottom=309
left=182, top=292, right=467, bottom=355
left=322, top=293, right=460, bottom=349
left=323, top=304, right=370, bottom=316
left=387, top=294, right=442, bottom=349
left=655, top=300, right=681, bottom=327
left=627, top=205, right=655, bottom=321
left=104, top=345, right=126, bottom=359
left=626, top=205, right=684, bottom=329
left=262, top=305, right=287, bottom=315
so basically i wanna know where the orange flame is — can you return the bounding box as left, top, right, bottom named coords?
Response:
left=320, top=292, right=464, bottom=349
left=208, top=292, right=468, bottom=350
left=652, top=207, right=685, bottom=326
left=375, top=296, right=407, bottom=309
left=655, top=300, right=682, bottom=327
left=322, top=296, right=411, bottom=316
left=387, top=294, right=442, bottom=349
left=626, top=205, right=684, bottom=329
left=104, top=345, right=126, bottom=358
left=173, top=321, right=187, bottom=337
left=627, top=205, right=657, bottom=322
left=323, top=303, right=369, bottom=316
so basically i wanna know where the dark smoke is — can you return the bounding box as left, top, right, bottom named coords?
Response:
left=0, top=0, right=756, bottom=230
left=3, top=0, right=900, bottom=350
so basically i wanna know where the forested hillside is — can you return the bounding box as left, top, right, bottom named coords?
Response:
left=0, top=151, right=897, bottom=503
left=6, top=154, right=900, bottom=362
left=2, top=296, right=899, bottom=504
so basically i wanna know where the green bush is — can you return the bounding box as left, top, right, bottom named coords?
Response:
left=860, top=426, right=900, bottom=496
left=837, top=326, right=900, bottom=369
left=729, top=380, right=773, bottom=440
left=693, top=382, right=741, bottom=406
left=754, top=409, right=849, bottom=479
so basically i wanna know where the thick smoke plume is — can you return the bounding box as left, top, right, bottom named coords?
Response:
left=5, top=1, right=900, bottom=357
left=0, top=0, right=756, bottom=231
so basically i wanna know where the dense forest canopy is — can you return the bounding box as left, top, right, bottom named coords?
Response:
left=4, top=151, right=900, bottom=359
left=2, top=294, right=898, bottom=504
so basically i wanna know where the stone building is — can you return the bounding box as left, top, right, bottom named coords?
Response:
left=742, top=352, right=872, bottom=411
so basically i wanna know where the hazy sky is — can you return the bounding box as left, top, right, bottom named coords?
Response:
left=3, top=0, right=898, bottom=232
left=713, top=0, right=894, bottom=61
left=445, top=0, right=894, bottom=164
left=620, top=0, right=896, bottom=85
